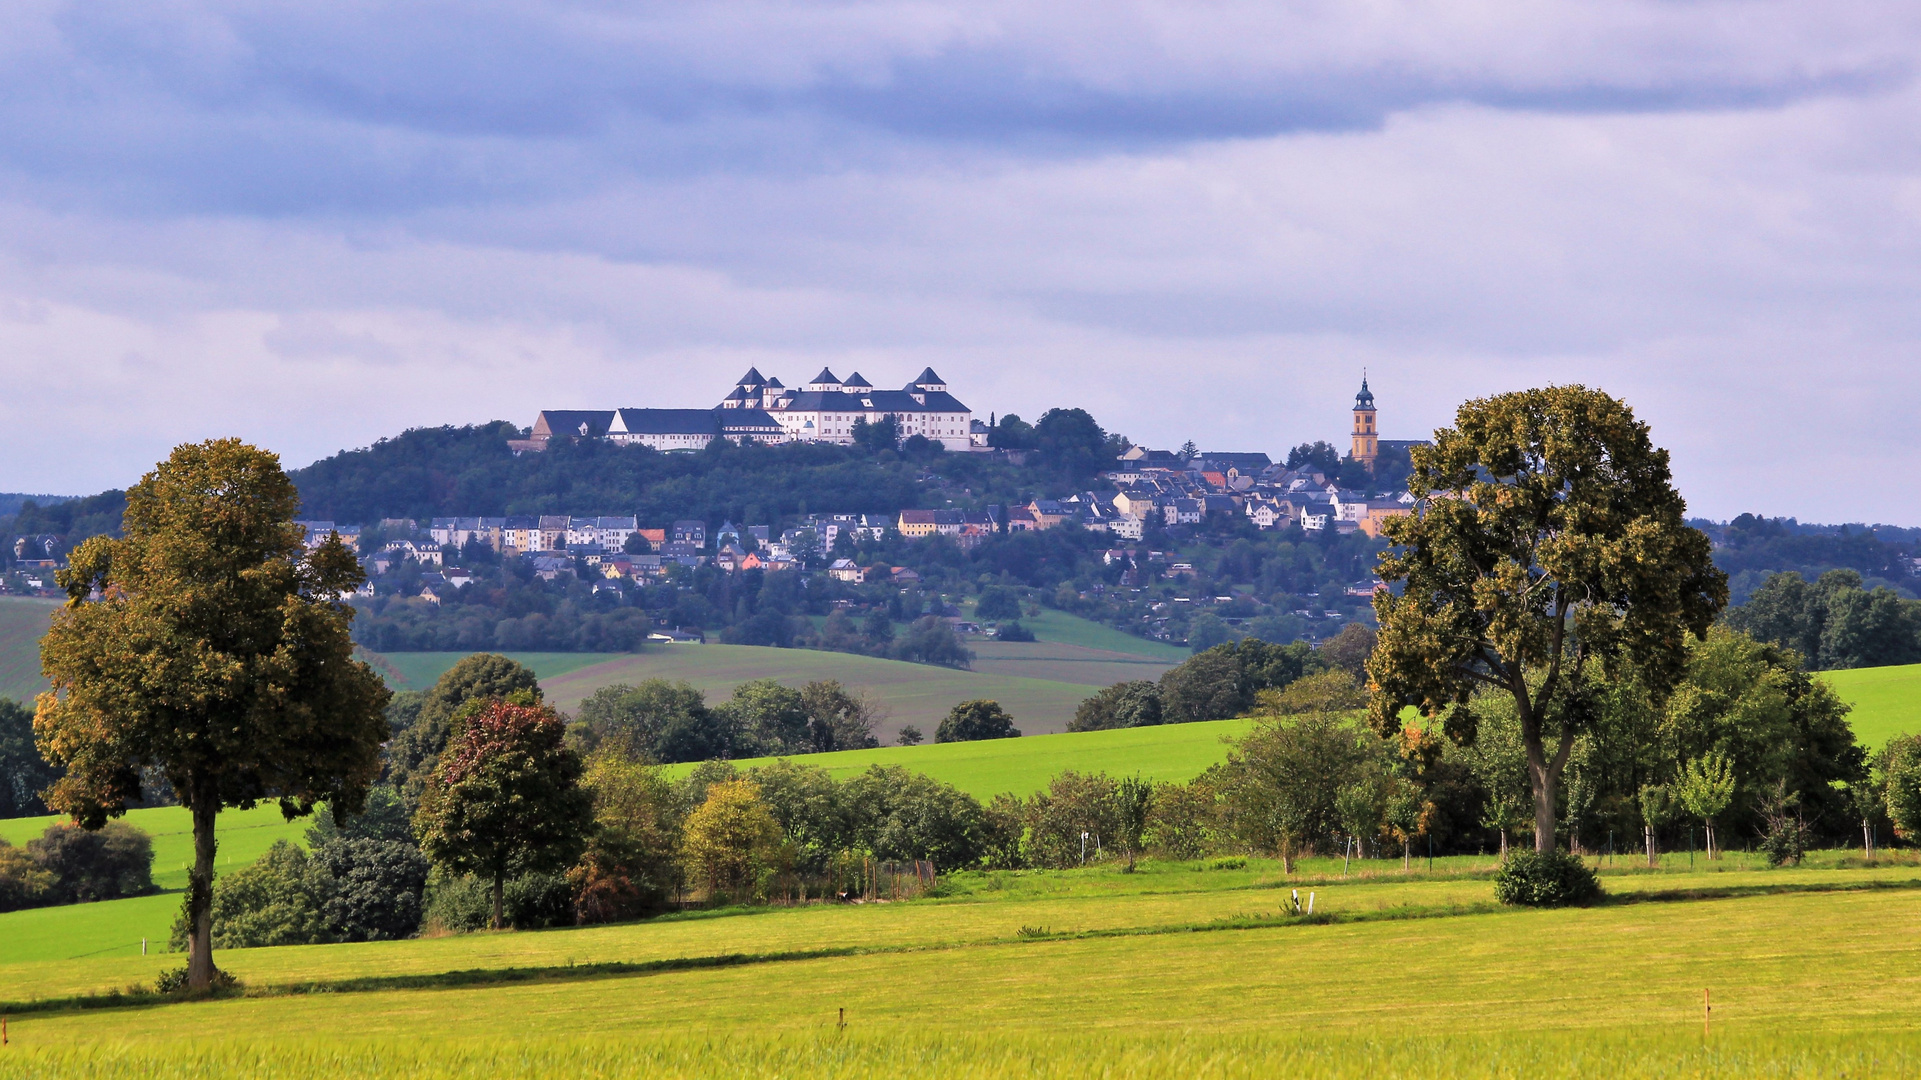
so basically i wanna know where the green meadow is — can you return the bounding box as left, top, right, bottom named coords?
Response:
left=6, top=854, right=1921, bottom=1075
left=662, top=717, right=1256, bottom=797
left=0, top=596, right=57, bottom=703
left=1823, top=662, right=1921, bottom=748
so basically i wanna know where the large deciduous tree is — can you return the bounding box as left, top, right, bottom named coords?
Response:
left=35, top=439, right=390, bottom=989
left=1366, top=387, right=1726, bottom=853
left=414, top=699, right=592, bottom=929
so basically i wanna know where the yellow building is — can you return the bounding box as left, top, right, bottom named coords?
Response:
left=1352, top=376, right=1378, bottom=467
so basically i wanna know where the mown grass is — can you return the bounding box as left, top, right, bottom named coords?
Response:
left=661, top=717, right=1257, bottom=796
left=0, top=805, right=313, bottom=965
left=7, top=1029, right=1919, bottom=1080
left=1824, top=662, right=1921, bottom=749
left=8, top=881, right=1921, bottom=1053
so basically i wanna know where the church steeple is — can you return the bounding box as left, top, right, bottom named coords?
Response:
left=1351, top=373, right=1378, bottom=467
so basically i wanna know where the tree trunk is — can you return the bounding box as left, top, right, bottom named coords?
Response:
left=186, top=798, right=219, bottom=991
left=491, top=871, right=505, bottom=931
left=1644, top=825, right=1656, bottom=869
left=1862, top=818, right=1873, bottom=861
left=1498, top=829, right=1508, bottom=864
left=1707, top=821, right=1718, bottom=861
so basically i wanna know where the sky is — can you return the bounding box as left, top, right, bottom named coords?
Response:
left=0, top=1, right=1918, bottom=524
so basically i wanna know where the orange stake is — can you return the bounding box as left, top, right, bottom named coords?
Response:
left=1704, top=988, right=1711, bottom=1036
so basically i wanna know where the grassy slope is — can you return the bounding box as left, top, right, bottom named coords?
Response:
left=1009, top=608, right=1190, bottom=661
left=364, top=651, right=628, bottom=691
left=663, top=718, right=1256, bottom=798
left=0, top=805, right=312, bottom=964
left=541, top=646, right=1096, bottom=739
left=0, top=596, right=57, bottom=703
left=1823, top=662, right=1921, bottom=748
left=9, top=857, right=1921, bottom=1073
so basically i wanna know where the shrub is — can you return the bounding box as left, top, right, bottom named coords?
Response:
left=1493, top=849, right=1602, bottom=907
left=313, top=837, right=430, bottom=941
left=171, top=840, right=330, bottom=950
left=993, top=620, right=1036, bottom=643
left=27, top=822, right=157, bottom=903
left=0, top=841, right=55, bottom=912
left=422, top=872, right=576, bottom=932
left=936, top=700, right=1020, bottom=743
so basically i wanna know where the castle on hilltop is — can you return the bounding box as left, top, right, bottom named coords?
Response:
left=518, top=367, right=984, bottom=453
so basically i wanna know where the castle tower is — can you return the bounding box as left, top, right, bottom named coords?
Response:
left=1352, top=376, right=1378, bottom=467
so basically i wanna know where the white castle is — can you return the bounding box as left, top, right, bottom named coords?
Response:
left=525, top=367, right=983, bottom=453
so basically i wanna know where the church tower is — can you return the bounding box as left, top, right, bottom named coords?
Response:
left=1351, top=376, right=1378, bottom=467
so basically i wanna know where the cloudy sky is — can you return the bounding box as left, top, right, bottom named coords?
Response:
left=1, top=1, right=1917, bottom=523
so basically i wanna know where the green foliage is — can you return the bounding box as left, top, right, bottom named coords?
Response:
left=390, top=654, right=542, bottom=794
left=1492, top=848, right=1602, bottom=907
left=423, top=871, right=576, bottom=932
left=1070, top=680, right=1163, bottom=732
left=1756, top=784, right=1809, bottom=867
left=679, top=780, right=784, bottom=898
left=896, top=725, right=924, bottom=746
left=1156, top=638, right=1325, bottom=724
left=937, top=700, right=1021, bottom=743
left=1369, top=387, right=1727, bottom=852
left=35, top=439, right=392, bottom=988
left=1881, top=734, right=1921, bottom=840
left=0, top=839, right=56, bottom=911
left=25, top=821, right=155, bottom=903
left=312, top=837, right=431, bottom=942
left=174, top=840, right=328, bottom=950
left=571, top=754, right=684, bottom=923
left=844, top=765, right=995, bottom=869
left=415, top=700, right=593, bottom=929
left=1216, top=711, right=1387, bottom=869
left=0, top=697, right=59, bottom=817
left=890, top=616, right=975, bottom=668
left=1675, top=754, right=1735, bottom=824
left=1726, top=569, right=1921, bottom=671
left=975, top=587, right=1022, bottom=622
left=993, top=619, right=1036, bottom=643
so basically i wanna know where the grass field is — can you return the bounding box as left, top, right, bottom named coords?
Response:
left=663, top=717, right=1255, bottom=797
left=6, top=851, right=1921, bottom=1075
left=362, top=650, right=629, bottom=691
left=0, top=596, right=57, bottom=703
left=1823, top=662, right=1921, bottom=748
left=538, top=646, right=1100, bottom=739
left=996, top=608, right=1191, bottom=662
left=0, top=805, right=314, bottom=965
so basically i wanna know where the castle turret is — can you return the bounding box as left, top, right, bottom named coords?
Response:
left=1352, top=376, right=1378, bottom=467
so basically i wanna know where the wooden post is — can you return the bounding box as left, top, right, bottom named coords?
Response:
left=837, top=1007, right=847, bottom=1031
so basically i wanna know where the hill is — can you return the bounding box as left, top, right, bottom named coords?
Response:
left=0, top=596, right=57, bottom=703
left=540, top=645, right=1099, bottom=740
left=1823, top=663, right=1921, bottom=749
left=662, top=717, right=1254, bottom=798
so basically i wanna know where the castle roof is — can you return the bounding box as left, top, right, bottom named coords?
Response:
left=810, top=367, right=840, bottom=384
left=1355, top=376, right=1375, bottom=409
left=737, top=367, right=766, bottom=386
left=913, top=367, right=945, bottom=386
left=843, top=371, right=872, bottom=388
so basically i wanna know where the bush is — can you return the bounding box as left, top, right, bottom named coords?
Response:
left=422, top=871, right=576, bottom=932
left=27, top=822, right=156, bottom=903
left=936, top=700, right=1020, bottom=743
left=993, top=620, right=1036, bottom=643
left=0, top=841, right=55, bottom=911
left=313, top=837, right=430, bottom=941
left=1493, top=849, right=1602, bottom=908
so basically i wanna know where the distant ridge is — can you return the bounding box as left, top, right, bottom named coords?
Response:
left=0, top=493, right=74, bottom=518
